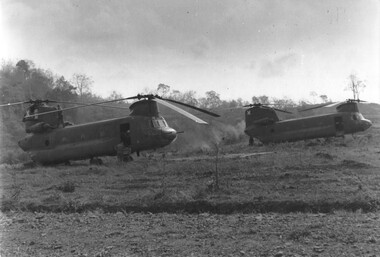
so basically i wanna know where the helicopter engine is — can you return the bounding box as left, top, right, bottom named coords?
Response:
left=336, top=101, right=359, bottom=113
left=245, top=106, right=280, bottom=128
left=23, top=104, right=63, bottom=133
left=129, top=99, right=159, bottom=117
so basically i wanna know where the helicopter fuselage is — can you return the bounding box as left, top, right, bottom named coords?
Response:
left=244, top=103, right=372, bottom=144
left=18, top=115, right=177, bottom=164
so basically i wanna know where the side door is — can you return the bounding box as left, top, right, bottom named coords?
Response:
left=334, top=116, right=344, bottom=136
left=119, top=123, right=131, bottom=146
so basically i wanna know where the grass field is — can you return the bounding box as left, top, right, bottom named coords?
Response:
left=1, top=129, right=379, bottom=214
left=0, top=116, right=380, bottom=256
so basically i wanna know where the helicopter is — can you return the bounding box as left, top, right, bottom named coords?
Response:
left=244, top=99, right=372, bottom=145
left=1, top=95, right=220, bottom=165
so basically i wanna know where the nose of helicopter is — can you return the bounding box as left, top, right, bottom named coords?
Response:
left=162, top=128, right=177, bottom=142
left=361, top=119, right=372, bottom=131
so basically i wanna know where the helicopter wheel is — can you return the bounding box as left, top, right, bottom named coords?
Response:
left=122, top=155, right=133, bottom=162
left=90, top=158, right=103, bottom=165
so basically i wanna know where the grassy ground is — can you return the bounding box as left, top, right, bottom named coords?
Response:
left=0, top=118, right=379, bottom=256
left=1, top=131, right=379, bottom=214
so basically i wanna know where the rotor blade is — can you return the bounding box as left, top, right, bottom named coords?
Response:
left=299, top=102, right=338, bottom=112
left=25, top=96, right=139, bottom=118
left=0, top=101, right=28, bottom=107
left=272, top=107, right=293, bottom=114
left=157, top=96, right=220, bottom=117
left=324, top=102, right=341, bottom=107
left=153, top=98, right=208, bottom=124
left=49, top=100, right=130, bottom=110
left=243, top=103, right=277, bottom=107
left=1, top=99, right=130, bottom=110
left=243, top=103, right=292, bottom=114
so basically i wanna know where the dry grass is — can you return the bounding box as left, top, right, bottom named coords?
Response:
left=1, top=116, right=380, bottom=257
left=1, top=125, right=380, bottom=214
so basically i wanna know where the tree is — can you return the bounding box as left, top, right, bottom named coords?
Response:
left=271, top=97, right=296, bottom=109
left=27, top=69, right=54, bottom=99
left=346, top=73, right=366, bottom=100
left=157, top=83, right=170, bottom=97
left=15, top=60, right=35, bottom=99
left=251, top=96, right=260, bottom=104
left=258, top=95, right=270, bottom=105
left=182, top=90, right=198, bottom=106
left=71, top=73, right=93, bottom=99
left=204, top=90, right=222, bottom=108
left=169, top=90, right=181, bottom=101
left=298, top=99, right=310, bottom=107
left=167, top=89, right=198, bottom=105
left=47, top=76, right=77, bottom=102
left=108, top=91, right=124, bottom=104
left=16, top=60, right=31, bottom=75
left=310, top=91, right=318, bottom=104
left=319, top=95, right=329, bottom=103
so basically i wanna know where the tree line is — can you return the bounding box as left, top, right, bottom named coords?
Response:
left=1, top=60, right=366, bottom=117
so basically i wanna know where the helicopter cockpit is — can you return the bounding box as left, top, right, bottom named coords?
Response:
left=151, top=117, right=168, bottom=128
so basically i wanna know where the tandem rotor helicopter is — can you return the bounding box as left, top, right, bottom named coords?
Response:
left=0, top=95, right=220, bottom=165
left=244, top=99, right=372, bottom=145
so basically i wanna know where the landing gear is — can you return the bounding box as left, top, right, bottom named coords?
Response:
left=116, top=143, right=133, bottom=163
left=249, top=137, right=254, bottom=146
left=123, top=155, right=133, bottom=162
left=90, top=158, right=103, bottom=165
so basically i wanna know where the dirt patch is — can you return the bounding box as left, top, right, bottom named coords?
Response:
left=315, top=152, right=334, bottom=160
left=342, top=159, right=372, bottom=169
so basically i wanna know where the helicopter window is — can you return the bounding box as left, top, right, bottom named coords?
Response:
left=351, top=114, right=363, bottom=121
left=158, top=119, right=167, bottom=127
left=151, top=120, right=158, bottom=128
left=151, top=118, right=168, bottom=128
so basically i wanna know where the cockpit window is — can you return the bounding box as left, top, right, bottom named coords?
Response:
left=351, top=113, right=363, bottom=121
left=151, top=117, right=168, bottom=128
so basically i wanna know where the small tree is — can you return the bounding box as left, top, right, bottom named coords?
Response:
left=108, top=90, right=123, bottom=101
left=157, top=83, right=170, bottom=97
left=71, top=73, right=93, bottom=99
left=47, top=76, right=77, bottom=101
left=346, top=73, right=366, bottom=100
left=310, top=91, right=318, bottom=104
left=258, top=95, right=270, bottom=105
left=319, top=95, right=329, bottom=103
left=251, top=96, right=260, bottom=103
left=204, top=90, right=221, bottom=108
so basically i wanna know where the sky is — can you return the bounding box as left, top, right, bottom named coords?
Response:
left=1, top=0, right=379, bottom=103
